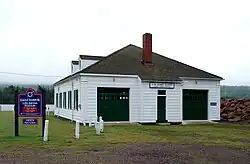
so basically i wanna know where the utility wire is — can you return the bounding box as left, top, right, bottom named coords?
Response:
left=0, top=71, right=64, bottom=78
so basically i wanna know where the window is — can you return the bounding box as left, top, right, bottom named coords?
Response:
left=68, top=91, right=72, bottom=109
left=63, top=92, right=67, bottom=108
left=74, top=89, right=79, bottom=110
left=56, top=93, right=58, bottom=107
left=59, top=93, right=62, bottom=108
left=158, top=90, right=166, bottom=95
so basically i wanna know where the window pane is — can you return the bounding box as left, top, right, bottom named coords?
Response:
left=76, top=90, right=78, bottom=110
left=74, top=90, right=75, bottom=109
left=59, top=93, right=62, bottom=108
left=63, top=92, right=66, bottom=109
left=56, top=93, right=58, bottom=107
left=158, top=90, right=166, bottom=95
left=73, top=90, right=78, bottom=110
left=68, top=91, right=72, bottom=110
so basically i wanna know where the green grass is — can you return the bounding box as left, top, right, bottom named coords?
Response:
left=0, top=111, right=250, bottom=151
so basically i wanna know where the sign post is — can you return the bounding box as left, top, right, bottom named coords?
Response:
left=40, top=87, right=46, bottom=137
left=14, top=89, right=19, bottom=136
left=14, top=88, right=44, bottom=137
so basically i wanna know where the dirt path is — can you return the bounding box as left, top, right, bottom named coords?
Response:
left=0, top=143, right=249, bottom=164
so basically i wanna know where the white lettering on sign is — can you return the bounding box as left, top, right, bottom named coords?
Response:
left=149, top=82, right=175, bottom=89
left=20, top=98, right=40, bottom=102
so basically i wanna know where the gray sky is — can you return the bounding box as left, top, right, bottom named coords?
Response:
left=0, top=0, right=250, bottom=85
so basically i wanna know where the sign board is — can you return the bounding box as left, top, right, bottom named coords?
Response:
left=23, top=118, right=38, bottom=125
left=210, top=102, right=217, bottom=106
left=149, top=82, right=175, bottom=89
left=18, top=88, right=42, bottom=117
left=14, top=87, right=46, bottom=137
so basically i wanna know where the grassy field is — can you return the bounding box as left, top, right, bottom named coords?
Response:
left=0, top=111, right=250, bottom=151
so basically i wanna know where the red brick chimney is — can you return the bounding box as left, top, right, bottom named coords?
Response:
left=142, top=33, right=152, bottom=64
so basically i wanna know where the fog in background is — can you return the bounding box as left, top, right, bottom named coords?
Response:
left=0, top=0, right=250, bottom=85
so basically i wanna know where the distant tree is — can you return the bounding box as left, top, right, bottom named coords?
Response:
left=221, top=85, right=250, bottom=99
left=0, top=85, right=54, bottom=104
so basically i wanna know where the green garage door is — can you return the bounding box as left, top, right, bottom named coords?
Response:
left=183, top=89, right=208, bottom=120
left=97, top=87, right=129, bottom=122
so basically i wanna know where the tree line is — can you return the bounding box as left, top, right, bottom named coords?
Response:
left=0, top=85, right=54, bottom=104
left=221, top=85, right=250, bottom=99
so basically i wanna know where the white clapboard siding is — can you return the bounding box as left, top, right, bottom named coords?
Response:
left=54, top=76, right=82, bottom=122
left=181, top=79, right=221, bottom=121
left=82, top=75, right=141, bottom=123
left=54, top=73, right=221, bottom=123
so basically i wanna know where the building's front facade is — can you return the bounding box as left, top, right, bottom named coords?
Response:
left=53, top=33, right=223, bottom=124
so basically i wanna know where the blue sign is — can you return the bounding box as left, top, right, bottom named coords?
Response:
left=23, top=118, right=38, bottom=125
left=18, top=88, right=42, bottom=117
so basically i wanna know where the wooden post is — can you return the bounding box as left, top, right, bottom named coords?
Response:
left=89, top=117, right=92, bottom=127
left=95, top=122, right=100, bottom=135
left=42, top=91, right=46, bottom=137
left=43, top=120, right=49, bottom=141
left=100, top=116, right=104, bottom=133
left=14, top=89, right=19, bottom=136
left=75, top=121, right=80, bottom=139
left=38, top=85, right=46, bottom=137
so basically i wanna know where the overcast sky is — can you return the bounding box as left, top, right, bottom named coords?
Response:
left=0, top=0, right=250, bottom=85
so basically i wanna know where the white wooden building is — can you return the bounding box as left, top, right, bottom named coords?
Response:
left=53, top=33, right=223, bottom=123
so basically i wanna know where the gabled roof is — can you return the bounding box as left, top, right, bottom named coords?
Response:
left=79, top=55, right=105, bottom=60
left=54, top=44, right=223, bottom=85
left=71, top=60, right=79, bottom=65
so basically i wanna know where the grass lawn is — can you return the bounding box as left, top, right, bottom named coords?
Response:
left=0, top=111, right=250, bottom=151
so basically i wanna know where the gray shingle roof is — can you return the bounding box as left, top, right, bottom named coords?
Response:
left=81, top=44, right=223, bottom=81
left=54, top=44, right=223, bottom=85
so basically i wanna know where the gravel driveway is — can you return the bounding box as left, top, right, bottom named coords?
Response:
left=0, top=143, right=249, bottom=164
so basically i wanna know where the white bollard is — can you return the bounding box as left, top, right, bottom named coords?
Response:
left=94, top=121, right=97, bottom=129
left=89, top=118, right=92, bottom=127
left=75, top=121, right=80, bottom=139
left=83, top=120, right=86, bottom=126
left=99, top=116, right=104, bottom=133
left=43, top=120, right=49, bottom=142
left=95, top=122, right=100, bottom=135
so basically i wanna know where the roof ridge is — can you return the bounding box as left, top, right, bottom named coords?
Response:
left=80, top=44, right=134, bottom=73
left=129, top=44, right=223, bottom=80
